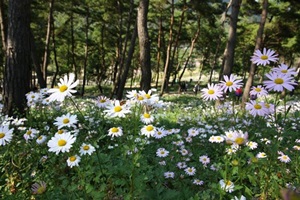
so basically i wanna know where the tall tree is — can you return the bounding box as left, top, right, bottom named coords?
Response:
left=220, top=0, right=242, bottom=77
left=3, top=0, right=32, bottom=116
left=242, top=0, right=268, bottom=106
left=137, top=0, right=151, bottom=92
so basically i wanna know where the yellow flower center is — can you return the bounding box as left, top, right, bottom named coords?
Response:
left=146, top=125, right=154, bottom=131
left=145, top=94, right=151, bottom=99
left=38, top=136, right=43, bottom=140
left=157, top=131, right=162, bottom=135
left=255, top=88, right=261, bottom=92
left=235, top=137, right=244, bottom=145
left=59, top=85, right=68, bottom=92
left=254, top=104, right=262, bottom=109
left=0, top=133, right=5, bottom=138
left=281, top=69, right=287, bottom=73
left=36, top=186, right=46, bottom=194
left=69, top=156, right=76, bottom=162
left=264, top=103, right=270, bottom=108
left=58, top=139, right=67, bottom=147
left=188, top=168, right=193, bottom=172
left=31, top=95, right=35, bottom=99
left=57, top=130, right=64, bottom=134
left=208, top=89, right=215, bottom=95
left=100, top=99, right=106, bottom=103
left=282, top=155, right=288, bottom=160
left=225, top=180, right=232, bottom=186
left=138, top=96, right=144, bottom=101
left=160, top=151, right=165, bottom=154
left=226, top=81, right=233, bottom=86
left=114, top=106, right=122, bottom=112
left=83, top=145, right=90, bottom=150
left=111, top=127, right=119, bottom=133
left=27, top=130, right=32, bottom=135
left=260, top=55, right=268, bottom=60
left=143, top=113, right=150, bottom=118
left=63, top=118, right=70, bottom=124
left=274, top=78, right=284, bottom=84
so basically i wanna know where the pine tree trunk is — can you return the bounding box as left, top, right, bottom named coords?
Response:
left=3, top=0, right=32, bottom=116
left=242, top=0, right=268, bottom=107
left=137, top=0, right=151, bottom=92
left=221, top=0, right=242, bottom=76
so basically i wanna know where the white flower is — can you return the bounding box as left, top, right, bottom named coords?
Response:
left=256, top=152, right=267, bottom=159
left=278, top=154, right=291, bottom=163
left=246, top=141, right=258, bottom=150
left=251, top=48, right=278, bottom=66
left=108, top=127, right=123, bottom=138
left=67, top=155, right=81, bottom=168
left=104, top=100, right=131, bottom=118
left=164, top=171, right=175, bottom=179
left=79, top=143, right=96, bottom=156
left=23, top=128, right=38, bottom=141
left=156, top=148, right=169, bottom=158
left=140, top=125, right=156, bottom=138
left=199, top=155, right=210, bottom=165
left=184, top=167, right=196, bottom=176
left=201, top=83, right=224, bottom=101
left=0, top=126, right=14, bottom=146
left=95, top=96, right=111, bottom=108
left=193, top=179, right=204, bottom=186
left=54, top=113, right=78, bottom=129
left=140, top=113, right=154, bottom=124
left=220, top=74, right=243, bottom=93
left=47, top=73, right=79, bottom=102
left=263, top=71, right=297, bottom=92
left=36, top=135, right=47, bottom=145
left=47, top=132, right=76, bottom=155
left=219, top=179, right=235, bottom=193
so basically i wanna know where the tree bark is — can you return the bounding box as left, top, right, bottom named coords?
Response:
left=3, top=0, right=32, bottom=116
left=137, top=0, right=151, bottom=92
left=116, top=23, right=137, bottom=100
left=42, top=0, right=54, bottom=85
left=0, top=0, right=6, bottom=52
left=81, top=8, right=89, bottom=96
left=160, top=0, right=174, bottom=95
left=221, top=0, right=242, bottom=77
left=242, top=0, right=268, bottom=107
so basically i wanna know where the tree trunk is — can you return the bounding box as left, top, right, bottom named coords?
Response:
left=42, top=0, right=54, bottom=85
left=242, top=0, right=268, bottom=107
left=160, top=0, right=174, bottom=95
left=155, top=12, right=163, bottom=88
left=137, top=0, right=151, bottom=92
left=0, top=0, right=6, bottom=52
left=81, top=9, right=89, bottom=96
left=51, top=14, right=59, bottom=88
left=3, top=0, right=32, bottom=116
left=116, top=23, right=137, bottom=100
left=221, top=0, right=242, bottom=77
left=178, top=17, right=201, bottom=82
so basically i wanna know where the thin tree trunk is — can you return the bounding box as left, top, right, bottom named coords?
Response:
left=30, top=33, right=47, bottom=88
left=155, top=12, right=163, bottom=88
left=242, top=0, right=268, bottom=107
left=42, top=0, right=54, bottom=85
left=70, top=7, right=78, bottom=80
left=81, top=9, right=89, bottom=96
left=116, top=23, right=137, bottom=100
left=0, top=0, right=6, bottom=52
left=221, top=0, right=242, bottom=77
left=160, top=0, right=174, bottom=95
left=178, top=17, right=201, bottom=82
left=51, top=15, right=59, bottom=88
left=3, top=0, right=32, bottom=116
left=137, top=0, right=151, bottom=92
